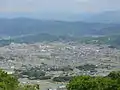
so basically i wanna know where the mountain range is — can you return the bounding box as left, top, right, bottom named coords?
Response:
left=0, top=18, right=120, bottom=38
left=0, top=14, right=119, bottom=46
left=0, top=10, right=120, bottom=23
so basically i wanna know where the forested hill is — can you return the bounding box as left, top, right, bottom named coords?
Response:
left=0, top=18, right=120, bottom=37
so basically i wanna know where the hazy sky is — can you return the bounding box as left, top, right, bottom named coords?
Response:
left=0, top=0, right=120, bottom=13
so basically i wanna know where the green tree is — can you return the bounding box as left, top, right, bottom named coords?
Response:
left=0, top=69, right=40, bottom=90
left=107, top=71, right=120, bottom=79
left=0, top=69, right=19, bottom=90
left=67, top=75, right=120, bottom=90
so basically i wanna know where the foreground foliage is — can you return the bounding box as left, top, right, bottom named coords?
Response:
left=1, top=68, right=120, bottom=90
left=67, top=71, right=120, bottom=90
left=0, top=69, right=19, bottom=90
left=0, top=69, right=39, bottom=90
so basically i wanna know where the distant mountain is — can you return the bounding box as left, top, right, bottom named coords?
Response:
left=1, top=11, right=120, bottom=23
left=0, top=17, right=120, bottom=46
left=0, top=18, right=120, bottom=37
left=1, top=10, right=120, bottom=23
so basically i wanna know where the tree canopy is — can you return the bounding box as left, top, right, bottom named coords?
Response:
left=67, top=71, right=120, bottom=90
left=0, top=69, right=39, bottom=90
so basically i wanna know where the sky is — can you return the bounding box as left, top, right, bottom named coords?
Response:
left=0, top=0, right=120, bottom=13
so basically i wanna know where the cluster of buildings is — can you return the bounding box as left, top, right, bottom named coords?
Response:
left=0, top=42, right=119, bottom=89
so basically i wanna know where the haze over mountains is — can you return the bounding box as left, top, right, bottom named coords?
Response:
left=0, top=11, right=120, bottom=23
left=0, top=10, right=120, bottom=47
left=0, top=18, right=120, bottom=38
left=0, top=10, right=120, bottom=44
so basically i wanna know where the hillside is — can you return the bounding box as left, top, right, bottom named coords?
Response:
left=79, top=34, right=120, bottom=48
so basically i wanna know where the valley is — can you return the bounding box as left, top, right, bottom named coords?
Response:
left=0, top=42, right=120, bottom=89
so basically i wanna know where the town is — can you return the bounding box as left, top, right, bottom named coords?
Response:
left=0, top=41, right=119, bottom=90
